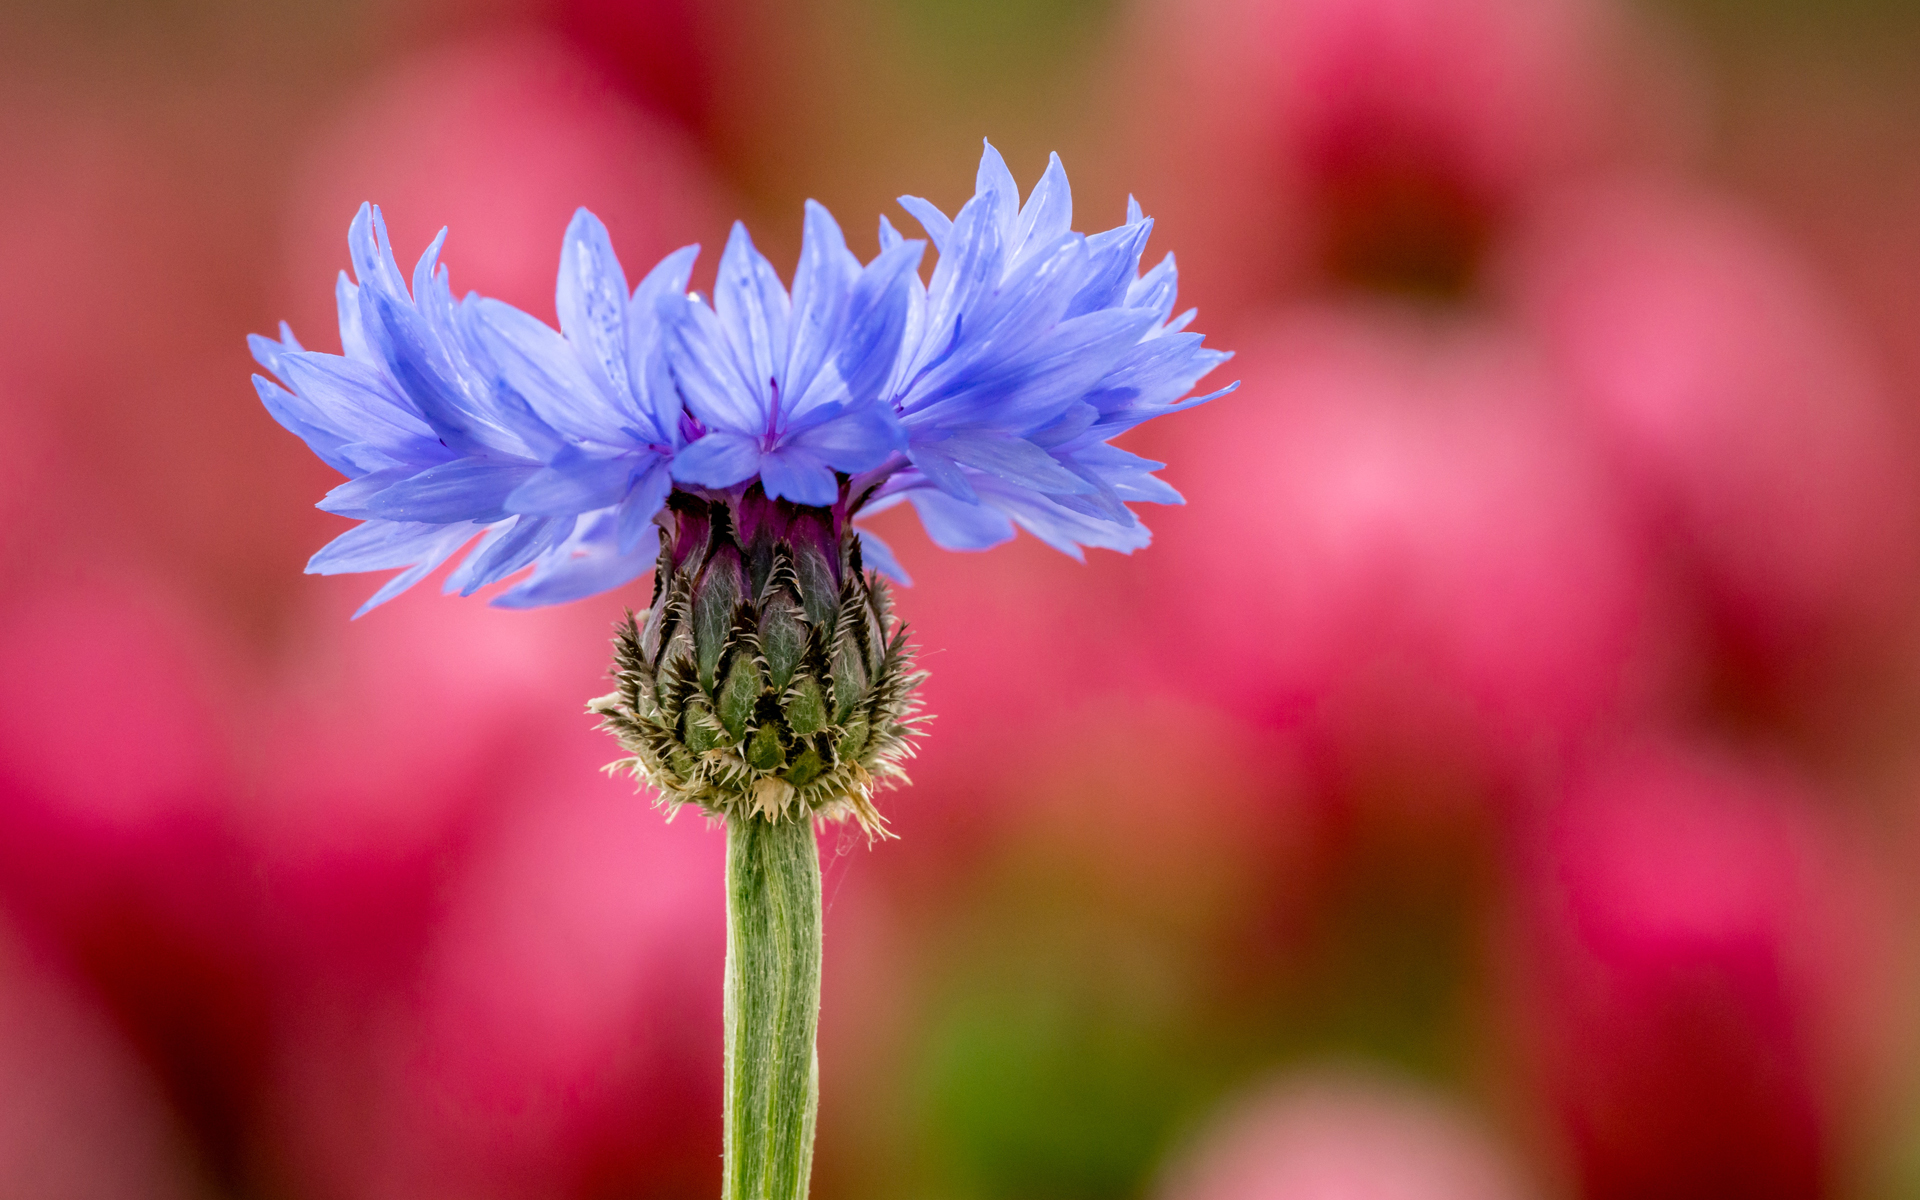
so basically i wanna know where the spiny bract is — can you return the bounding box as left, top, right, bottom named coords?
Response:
left=592, top=487, right=925, bottom=829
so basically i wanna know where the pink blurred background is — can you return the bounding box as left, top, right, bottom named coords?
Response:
left=5, top=0, right=1920, bottom=1197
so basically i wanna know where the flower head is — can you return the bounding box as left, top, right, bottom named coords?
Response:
left=661, top=207, right=921, bottom=507
left=252, top=203, right=691, bottom=614
left=253, top=142, right=1231, bottom=613
left=869, top=143, right=1236, bottom=558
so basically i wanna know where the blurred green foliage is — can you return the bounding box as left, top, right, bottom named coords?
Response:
left=896, top=791, right=1493, bottom=1200
left=888, top=0, right=1118, bottom=86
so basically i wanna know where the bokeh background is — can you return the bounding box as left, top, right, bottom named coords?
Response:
left=5, top=0, right=1920, bottom=1197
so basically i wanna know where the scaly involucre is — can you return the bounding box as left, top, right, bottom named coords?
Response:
left=251, top=141, right=1234, bottom=614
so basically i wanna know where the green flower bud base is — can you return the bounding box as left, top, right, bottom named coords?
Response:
left=594, top=488, right=926, bottom=833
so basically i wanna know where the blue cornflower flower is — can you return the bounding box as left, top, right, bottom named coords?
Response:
left=860, top=142, right=1236, bottom=559
left=256, top=152, right=1236, bottom=1200
left=253, top=142, right=1229, bottom=615
left=661, top=204, right=922, bottom=507
left=252, top=204, right=694, bottom=614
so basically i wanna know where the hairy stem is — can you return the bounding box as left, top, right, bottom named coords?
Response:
left=724, top=814, right=822, bottom=1200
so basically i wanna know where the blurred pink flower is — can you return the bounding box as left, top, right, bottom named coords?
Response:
left=0, top=375, right=60, bottom=577
left=0, top=77, right=329, bottom=617
left=1511, top=741, right=1892, bottom=1200
left=287, top=743, right=721, bottom=1200
left=1156, top=304, right=1653, bottom=797
left=544, top=0, right=720, bottom=133
left=240, top=586, right=603, bottom=1159
left=401, top=770, right=719, bottom=1196
left=0, top=570, right=271, bottom=1180
left=1119, top=0, right=1678, bottom=308
left=245, top=584, right=726, bottom=1199
left=855, top=508, right=1167, bottom=851
left=0, top=574, right=232, bottom=843
left=243, top=578, right=609, bottom=891
left=0, top=909, right=212, bottom=1200
left=1157, top=1069, right=1538, bottom=1200
left=1501, top=178, right=1920, bottom=682
left=283, top=29, right=729, bottom=331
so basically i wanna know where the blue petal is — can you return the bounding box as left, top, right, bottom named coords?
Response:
left=1045, top=461, right=1132, bottom=524
left=877, top=214, right=906, bottom=253
left=1099, top=378, right=1238, bottom=438
left=758, top=447, right=838, bottom=506
left=908, top=305, right=1153, bottom=435
left=915, top=190, right=1007, bottom=376
left=349, top=207, right=560, bottom=462
left=361, top=458, right=543, bottom=523
left=1027, top=400, right=1099, bottom=449
left=346, top=204, right=410, bottom=308
left=975, top=477, right=1151, bottom=558
left=960, top=229, right=1090, bottom=358
left=904, top=444, right=977, bottom=503
left=317, top=465, right=424, bottom=517
left=1068, top=440, right=1185, bottom=505
left=633, top=244, right=701, bottom=311
left=713, top=222, right=790, bottom=414
left=855, top=526, right=911, bottom=585
left=357, top=284, right=498, bottom=456
left=902, top=232, right=1090, bottom=414
left=469, top=297, right=624, bottom=444
left=1128, top=252, right=1179, bottom=323
left=837, top=239, right=926, bottom=405
left=504, top=450, right=641, bottom=516
left=493, top=508, right=656, bottom=608
left=786, top=200, right=861, bottom=415
left=907, top=487, right=1015, bottom=551
left=340, top=521, right=485, bottom=618
left=664, top=294, right=766, bottom=435
left=279, top=351, right=437, bottom=450
left=247, top=331, right=294, bottom=378
left=491, top=522, right=656, bottom=606
left=556, top=208, right=634, bottom=408
left=617, top=458, right=673, bottom=553
left=352, top=566, right=431, bottom=618
left=1066, top=218, right=1152, bottom=319
left=628, top=244, right=701, bottom=443
left=411, top=226, right=450, bottom=306
left=671, top=430, right=764, bottom=490
left=888, top=263, right=929, bottom=402
left=787, top=405, right=904, bottom=473
left=936, top=429, right=1092, bottom=493
left=1091, top=339, right=1235, bottom=429
left=445, top=514, right=571, bottom=595
left=307, top=518, right=483, bottom=574
left=1096, top=331, right=1227, bottom=402
left=1013, top=152, right=1073, bottom=264
left=896, top=196, right=951, bottom=251
left=254, top=375, right=362, bottom=477
left=975, top=140, right=1021, bottom=231
left=336, top=271, right=377, bottom=366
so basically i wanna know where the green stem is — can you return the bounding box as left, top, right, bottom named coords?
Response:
left=724, top=814, right=823, bottom=1200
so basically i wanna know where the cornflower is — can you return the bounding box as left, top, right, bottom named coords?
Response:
left=251, top=141, right=1231, bottom=1200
